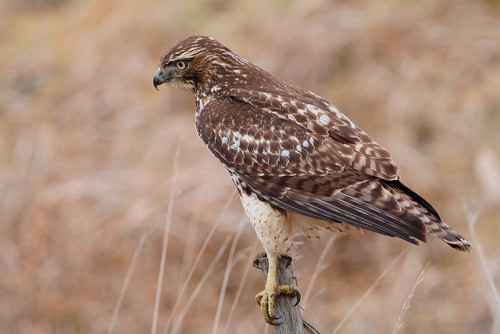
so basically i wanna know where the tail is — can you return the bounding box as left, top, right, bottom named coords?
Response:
left=382, top=180, right=471, bottom=252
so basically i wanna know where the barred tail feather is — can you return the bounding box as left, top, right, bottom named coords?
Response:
left=383, top=180, right=471, bottom=252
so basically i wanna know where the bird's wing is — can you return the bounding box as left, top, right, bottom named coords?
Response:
left=196, top=97, right=427, bottom=244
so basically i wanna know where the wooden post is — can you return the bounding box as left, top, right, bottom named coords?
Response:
left=254, top=253, right=318, bottom=334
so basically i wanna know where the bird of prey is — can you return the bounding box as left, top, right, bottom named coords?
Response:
left=153, top=35, right=470, bottom=324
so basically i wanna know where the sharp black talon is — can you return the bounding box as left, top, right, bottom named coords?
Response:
left=253, top=252, right=267, bottom=269
left=294, top=289, right=301, bottom=306
left=252, top=260, right=262, bottom=270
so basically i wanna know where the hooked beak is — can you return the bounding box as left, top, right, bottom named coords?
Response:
left=153, top=67, right=167, bottom=91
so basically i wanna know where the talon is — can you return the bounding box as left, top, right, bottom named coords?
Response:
left=255, top=291, right=264, bottom=305
left=255, top=284, right=300, bottom=325
left=252, top=257, right=262, bottom=270
left=294, top=288, right=301, bottom=306
left=253, top=251, right=267, bottom=270
left=253, top=261, right=263, bottom=270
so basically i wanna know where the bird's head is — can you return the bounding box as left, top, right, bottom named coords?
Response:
left=153, top=35, right=246, bottom=93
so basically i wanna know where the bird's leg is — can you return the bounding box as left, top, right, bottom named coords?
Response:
left=255, top=253, right=299, bottom=325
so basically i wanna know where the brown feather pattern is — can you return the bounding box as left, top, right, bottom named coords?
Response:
left=156, top=35, right=470, bottom=251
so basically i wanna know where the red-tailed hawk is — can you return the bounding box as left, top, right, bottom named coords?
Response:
left=153, top=35, right=470, bottom=324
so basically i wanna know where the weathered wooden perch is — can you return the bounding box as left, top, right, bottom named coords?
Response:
left=253, top=253, right=319, bottom=334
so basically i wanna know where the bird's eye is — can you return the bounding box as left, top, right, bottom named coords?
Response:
left=176, top=61, right=187, bottom=70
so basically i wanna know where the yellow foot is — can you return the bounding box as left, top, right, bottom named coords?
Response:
left=255, top=284, right=300, bottom=325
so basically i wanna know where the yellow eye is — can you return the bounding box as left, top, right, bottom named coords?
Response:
left=176, top=61, right=187, bottom=70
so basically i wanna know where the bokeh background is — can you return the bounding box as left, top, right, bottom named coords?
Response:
left=1, top=0, right=500, bottom=333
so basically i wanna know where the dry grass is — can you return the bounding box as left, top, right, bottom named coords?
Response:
left=1, top=0, right=500, bottom=333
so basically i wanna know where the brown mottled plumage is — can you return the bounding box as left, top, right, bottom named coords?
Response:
left=153, top=35, right=470, bottom=324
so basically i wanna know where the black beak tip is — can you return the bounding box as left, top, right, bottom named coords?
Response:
left=153, top=78, right=160, bottom=91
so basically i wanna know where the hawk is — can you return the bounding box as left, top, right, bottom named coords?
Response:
left=153, top=35, right=470, bottom=324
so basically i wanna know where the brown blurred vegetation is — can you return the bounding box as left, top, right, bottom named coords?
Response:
left=1, top=0, right=500, bottom=333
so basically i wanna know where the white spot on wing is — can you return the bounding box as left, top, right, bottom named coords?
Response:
left=306, top=104, right=320, bottom=116
left=230, top=132, right=241, bottom=150
left=319, top=114, right=331, bottom=126
left=242, top=134, right=252, bottom=142
left=297, top=108, right=308, bottom=116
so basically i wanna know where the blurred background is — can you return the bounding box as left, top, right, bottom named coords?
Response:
left=1, top=0, right=500, bottom=333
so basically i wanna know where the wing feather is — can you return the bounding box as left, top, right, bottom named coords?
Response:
left=196, top=97, right=427, bottom=244
left=239, top=173, right=426, bottom=243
